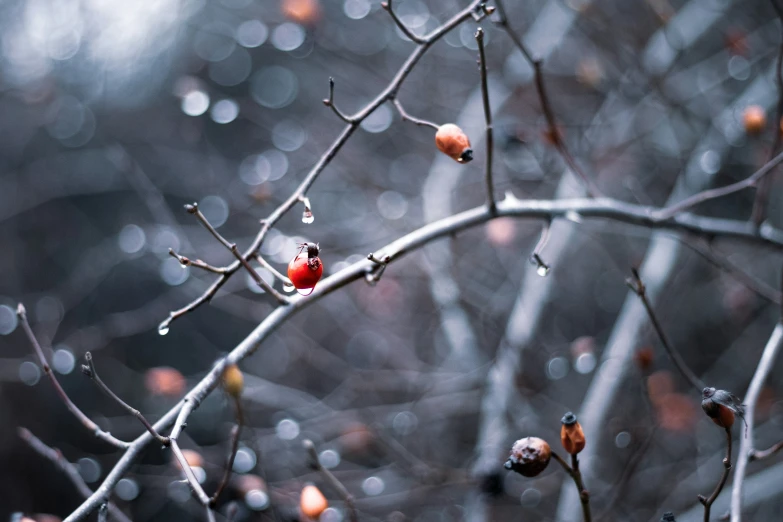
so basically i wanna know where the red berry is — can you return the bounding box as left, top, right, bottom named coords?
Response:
left=287, top=243, right=324, bottom=295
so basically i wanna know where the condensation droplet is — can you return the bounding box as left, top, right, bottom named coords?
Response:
left=302, top=210, right=314, bottom=223
left=536, top=265, right=550, bottom=277
left=296, top=287, right=315, bottom=296
left=158, top=319, right=171, bottom=336
left=283, top=282, right=295, bottom=293
left=565, top=210, right=582, bottom=223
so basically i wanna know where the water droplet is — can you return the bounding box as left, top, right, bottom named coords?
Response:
left=565, top=210, right=582, bottom=223
left=302, top=210, right=314, bottom=223
left=296, top=287, right=315, bottom=296
left=283, top=282, right=295, bottom=293
left=536, top=265, right=550, bottom=277
left=158, top=319, right=171, bottom=336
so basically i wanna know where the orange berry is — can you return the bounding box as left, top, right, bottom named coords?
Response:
left=281, top=0, right=321, bottom=25
left=145, top=367, right=186, bottom=397
left=222, top=364, right=244, bottom=398
left=300, top=484, right=328, bottom=519
left=743, top=105, right=766, bottom=135
left=560, top=412, right=586, bottom=455
left=435, top=124, right=473, bottom=163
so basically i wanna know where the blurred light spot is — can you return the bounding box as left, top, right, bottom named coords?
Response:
left=546, top=357, right=569, bottom=380
left=236, top=20, right=268, bottom=48
left=699, top=150, right=721, bottom=174
left=361, top=105, right=393, bottom=133
left=233, top=447, right=257, bottom=473
left=460, top=24, right=487, bottom=50
left=504, top=50, right=534, bottom=84
left=344, top=0, right=371, bottom=19
left=160, top=258, right=190, bottom=286
left=276, top=418, right=300, bottom=440
left=152, top=226, right=180, bottom=256
left=168, top=480, right=191, bottom=503
left=728, top=56, right=750, bottom=81
left=210, top=99, right=239, bottom=124
left=260, top=229, right=285, bottom=256
left=615, top=431, right=631, bottom=448
left=200, top=195, right=229, bottom=228
left=273, top=119, right=307, bottom=151
left=346, top=330, right=388, bottom=369
left=182, top=91, right=210, bottom=116
left=0, top=305, right=18, bottom=335
left=192, top=466, right=207, bottom=484
left=53, top=347, right=75, bottom=375
left=245, top=489, right=270, bottom=510
left=362, top=476, right=385, bottom=496
left=246, top=268, right=275, bottom=294
left=271, top=23, right=305, bottom=52
left=251, top=66, right=298, bottom=109
left=574, top=353, right=596, bottom=374
left=397, top=0, right=429, bottom=29
left=377, top=191, right=408, bottom=220
left=19, top=361, right=41, bottom=386
left=319, top=449, right=341, bottom=469
left=321, top=507, right=344, bottom=522
left=145, top=367, right=185, bottom=396
left=393, top=411, right=418, bottom=436
left=486, top=218, right=515, bottom=246
left=118, top=224, right=146, bottom=254
left=264, top=149, right=289, bottom=181
left=36, top=296, right=63, bottom=323
left=194, top=22, right=236, bottom=62
left=78, top=457, right=101, bottom=483
left=115, top=478, right=140, bottom=501
left=520, top=488, right=541, bottom=507
left=47, top=96, right=85, bottom=140
left=209, top=48, right=252, bottom=87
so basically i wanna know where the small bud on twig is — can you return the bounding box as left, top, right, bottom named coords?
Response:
left=222, top=364, right=244, bottom=398
left=561, top=412, right=586, bottom=455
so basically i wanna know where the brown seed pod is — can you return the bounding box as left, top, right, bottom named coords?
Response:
left=560, top=412, right=586, bottom=455
left=504, top=437, right=551, bottom=477
left=300, top=484, right=328, bottom=519
left=222, top=364, right=244, bottom=398
left=435, top=124, right=473, bottom=163
left=743, top=105, right=766, bottom=135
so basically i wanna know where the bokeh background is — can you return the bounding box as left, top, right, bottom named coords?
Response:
left=2, top=0, right=783, bottom=520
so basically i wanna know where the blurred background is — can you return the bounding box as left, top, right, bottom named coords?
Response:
left=2, top=0, right=783, bottom=520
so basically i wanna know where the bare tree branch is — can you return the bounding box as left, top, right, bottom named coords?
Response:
left=699, top=427, right=733, bottom=522
left=475, top=27, right=496, bottom=214
left=303, top=439, right=358, bottom=522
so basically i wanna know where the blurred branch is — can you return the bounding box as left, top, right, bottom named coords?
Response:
left=475, top=27, right=496, bottom=215
left=303, top=439, right=359, bottom=522
left=626, top=268, right=705, bottom=392
left=493, top=0, right=602, bottom=197
left=18, top=428, right=131, bottom=522
left=254, top=253, right=292, bottom=286
left=81, top=352, right=170, bottom=446
left=750, top=440, right=783, bottom=461
left=15, top=304, right=129, bottom=449
left=677, top=238, right=782, bottom=304
left=730, top=322, right=783, bottom=522
left=210, top=395, right=244, bottom=506
left=530, top=220, right=552, bottom=275
left=751, top=0, right=783, bottom=226
left=392, top=99, right=440, bottom=130
left=655, top=151, right=783, bottom=221
left=699, top=427, right=733, bottom=522
left=381, top=0, right=425, bottom=43
left=322, top=77, right=353, bottom=123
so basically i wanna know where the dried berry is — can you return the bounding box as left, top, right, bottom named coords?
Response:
left=504, top=437, right=551, bottom=477
left=222, top=364, right=244, bottom=398
left=561, top=412, right=586, bottom=455
left=435, top=124, right=473, bottom=163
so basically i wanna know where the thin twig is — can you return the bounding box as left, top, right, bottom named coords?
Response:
left=700, top=427, right=733, bottom=522
left=750, top=440, right=783, bottom=461
left=169, top=249, right=228, bottom=275
left=210, top=395, right=244, bottom=506
left=254, top=254, right=292, bottom=286
left=626, top=268, right=705, bottom=392
left=751, top=0, right=783, bottom=226
left=475, top=27, right=496, bottom=215
left=322, top=78, right=353, bottom=123
left=730, top=322, right=783, bottom=521
left=392, top=98, right=440, bottom=130
left=186, top=203, right=289, bottom=305
left=303, top=439, right=358, bottom=522
left=656, top=151, right=783, bottom=221
left=81, top=352, right=170, bottom=446
left=97, top=504, right=108, bottom=522
left=551, top=452, right=591, bottom=522
left=493, top=0, right=601, bottom=197
left=381, top=0, right=425, bottom=43
left=15, top=304, right=129, bottom=449
left=18, top=428, right=132, bottom=522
